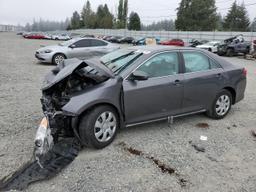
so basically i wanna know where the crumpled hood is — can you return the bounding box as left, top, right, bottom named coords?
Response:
left=42, top=58, right=114, bottom=91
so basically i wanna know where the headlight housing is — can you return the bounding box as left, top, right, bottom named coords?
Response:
left=43, top=49, right=52, bottom=54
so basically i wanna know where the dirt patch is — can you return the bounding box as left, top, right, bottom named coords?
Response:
left=118, top=142, right=188, bottom=187
left=196, top=123, right=209, bottom=129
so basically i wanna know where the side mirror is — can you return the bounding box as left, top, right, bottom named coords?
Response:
left=69, top=44, right=76, bottom=49
left=129, top=71, right=149, bottom=81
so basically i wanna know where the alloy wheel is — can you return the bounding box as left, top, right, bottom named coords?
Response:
left=215, top=95, right=231, bottom=116
left=94, top=111, right=117, bottom=142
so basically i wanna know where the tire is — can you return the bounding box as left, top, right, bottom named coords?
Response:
left=227, top=49, right=234, bottom=57
left=52, top=53, right=65, bottom=65
left=207, top=90, right=232, bottom=119
left=208, top=48, right=212, bottom=52
left=79, top=105, right=119, bottom=149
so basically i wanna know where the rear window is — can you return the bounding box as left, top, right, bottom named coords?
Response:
left=183, top=52, right=221, bottom=73
left=90, top=39, right=108, bottom=46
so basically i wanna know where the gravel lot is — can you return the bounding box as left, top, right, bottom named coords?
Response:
left=0, top=32, right=256, bottom=192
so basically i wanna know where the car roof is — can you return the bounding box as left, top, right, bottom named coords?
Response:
left=125, top=45, right=197, bottom=53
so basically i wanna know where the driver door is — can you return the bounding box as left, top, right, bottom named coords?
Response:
left=68, top=39, right=91, bottom=59
left=123, top=52, right=184, bottom=124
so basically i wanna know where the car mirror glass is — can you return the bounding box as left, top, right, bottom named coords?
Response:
left=129, top=71, right=149, bottom=81
left=69, top=44, right=76, bottom=48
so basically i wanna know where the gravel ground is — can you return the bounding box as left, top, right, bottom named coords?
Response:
left=0, top=32, right=256, bottom=192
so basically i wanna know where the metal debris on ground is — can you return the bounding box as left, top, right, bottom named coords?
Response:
left=251, top=130, right=256, bottom=138
left=118, top=142, right=189, bottom=187
left=191, top=144, right=205, bottom=153
left=0, top=138, right=80, bottom=191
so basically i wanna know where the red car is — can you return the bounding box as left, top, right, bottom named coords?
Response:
left=160, top=39, right=185, bottom=46
left=23, top=33, right=45, bottom=39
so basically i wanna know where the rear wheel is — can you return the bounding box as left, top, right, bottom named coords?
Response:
left=79, top=105, right=119, bottom=149
left=227, top=48, right=234, bottom=57
left=207, top=90, right=232, bottom=119
left=52, top=53, right=65, bottom=65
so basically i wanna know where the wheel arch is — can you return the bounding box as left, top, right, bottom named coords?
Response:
left=223, top=86, right=236, bottom=104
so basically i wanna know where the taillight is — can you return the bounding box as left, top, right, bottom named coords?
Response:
left=242, top=68, right=247, bottom=76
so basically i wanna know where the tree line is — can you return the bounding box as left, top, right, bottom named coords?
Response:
left=68, top=0, right=141, bottom=31
left=24, top=0, right=256, bottom=32
left=176, top=0, right=254, bottom=32
left=24, top=19, right=70, bottom=32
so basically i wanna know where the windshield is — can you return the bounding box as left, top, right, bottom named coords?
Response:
left=59, top=38, right=77, bottom=46
left=100, top=49, right=143, bottom=75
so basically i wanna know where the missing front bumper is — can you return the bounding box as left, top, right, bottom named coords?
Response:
left=34, top=117, right=54, bottom=165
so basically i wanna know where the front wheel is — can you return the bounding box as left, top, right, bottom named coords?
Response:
left=207, top=90, right=232, bottom=119
left=227, top=49, right=234, bottom=57
left=79, top=105, right=119, bottom=149
left=52, top=53, right=65, bottom=65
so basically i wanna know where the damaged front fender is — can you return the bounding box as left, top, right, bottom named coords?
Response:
left=61, top=77, right=123, bottom=116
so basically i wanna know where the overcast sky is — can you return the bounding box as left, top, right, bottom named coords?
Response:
left=0, top=0, right=255, bottom=26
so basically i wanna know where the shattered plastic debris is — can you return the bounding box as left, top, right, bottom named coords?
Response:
left=0, top=138, right=80, bottom=191
left=191, top=144, right=205, bottom=153
left=200, top=136, right=208, bottom=141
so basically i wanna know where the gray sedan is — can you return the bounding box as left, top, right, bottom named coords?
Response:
left=35, top=38, right=120, bottom=65
left=35, top=46, right=246, bottom=155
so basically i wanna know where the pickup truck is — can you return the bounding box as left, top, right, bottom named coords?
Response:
left=217, top=35, right=251, bottom=57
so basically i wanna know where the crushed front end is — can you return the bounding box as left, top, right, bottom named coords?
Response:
left=34, top=59, right=112, bottom=160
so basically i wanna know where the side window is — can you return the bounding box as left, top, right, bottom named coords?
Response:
left=209, top=59, right=222, bottom=69
left=183, top=52, right=210, bottom=73
left=90, top=39, right=108, bottom=47
left=136, top=52, right=179, bottom=78
left=73, top=39, right=91, bottom=48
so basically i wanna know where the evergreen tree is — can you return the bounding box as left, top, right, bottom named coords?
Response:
left=118, top=0, right=123, bottom=22
left=251, top=17, right=256, bottom=32
left=128, top=12, right=141, bottom=30
left=71, top=11, right=81, bottom=29
left=216, top=13, right=223, bottom=31
left=95, top=4, right=113, bottom=29
left=81, top=1, right=94, bottom=28
left=116, top=0, right=128, bottom=28
left=175, top=0, right=218, bottom=31
left=123, top=0, right=128, bottom=25
left=223, top=2, right=250, bottom=31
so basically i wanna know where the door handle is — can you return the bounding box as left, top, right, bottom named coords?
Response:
left=216, top=73, right=222, bottom=78
left=173, top=79, right=182, bottom=86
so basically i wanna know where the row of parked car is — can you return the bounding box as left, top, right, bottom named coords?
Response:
left=99, top=34, right=253, bottom=57
left=35, top=34, right=255, bottom=65
left=17, top=32, right=73, bottom=40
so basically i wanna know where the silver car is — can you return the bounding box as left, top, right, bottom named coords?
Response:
left=35, top=38, right=120, bottom=65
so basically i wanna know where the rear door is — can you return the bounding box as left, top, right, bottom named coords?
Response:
left=123, top=52, right=184, bottom=124
left=87, top=39, right=110, bottom=57
left=181, top=51, right=225, bottom=112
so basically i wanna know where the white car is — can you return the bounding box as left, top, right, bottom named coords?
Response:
left=196, top=41, right=220, bottom=53
left=52, top=34, right=71, bottom=41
